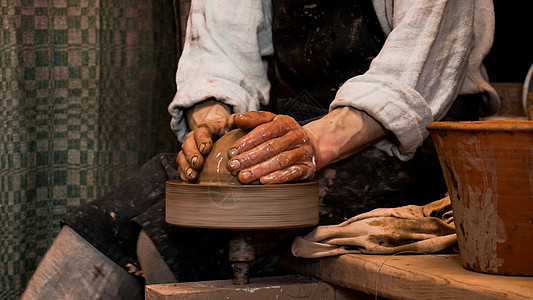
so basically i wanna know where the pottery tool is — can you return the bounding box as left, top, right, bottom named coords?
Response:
left=166, top=129, right=319, bottom=284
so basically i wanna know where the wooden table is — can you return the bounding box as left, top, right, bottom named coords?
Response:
left=281, top=253, right=533, bottom=299
left=146, top=254, right=532, bottom=299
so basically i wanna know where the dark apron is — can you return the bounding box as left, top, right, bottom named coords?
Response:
left=269, top=0, right=480, bottom=123
left=271, top=0, right=385, bottom=122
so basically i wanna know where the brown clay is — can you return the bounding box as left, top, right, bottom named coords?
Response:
left=427, top=120, right=533, bottom=276
left=197, top=129, right=246, bottom=185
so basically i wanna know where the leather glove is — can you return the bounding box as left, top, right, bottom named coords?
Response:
left=227, top=111, right=317, bottom=184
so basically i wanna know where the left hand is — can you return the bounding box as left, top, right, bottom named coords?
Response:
left=228, top=111, right=317, bottom=184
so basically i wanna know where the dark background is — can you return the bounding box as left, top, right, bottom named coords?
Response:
left=484, top=1, right=533, bottom=82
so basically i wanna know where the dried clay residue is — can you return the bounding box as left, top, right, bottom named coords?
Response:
left=446, top=136, right=507, bottom=273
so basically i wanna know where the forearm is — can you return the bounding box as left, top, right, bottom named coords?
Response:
left=169, top=0, right=273, bottom=142
left=186, top=99, right=232, bottom=130
left=303, top=107, right=387, bottom=170
left=328, top=0, right=485, bottom=161
left=176, top=0, right=272, bottom=116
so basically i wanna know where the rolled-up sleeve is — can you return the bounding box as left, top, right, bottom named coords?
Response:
left=332, top=0, right=499, bottom=160
left=169, top=0, right=273, bottom=142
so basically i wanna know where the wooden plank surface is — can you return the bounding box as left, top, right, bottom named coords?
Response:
left=281, top=254, right=533, bottom=299
left=145, top=275, right=373, bottom=300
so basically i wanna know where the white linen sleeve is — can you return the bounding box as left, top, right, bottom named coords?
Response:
left=168, top=0, right=273, bottom=142
left=332, top=0, right=498, bottom=161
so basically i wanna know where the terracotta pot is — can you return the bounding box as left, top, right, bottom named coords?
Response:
left=427, top=121, right=533, bottom=275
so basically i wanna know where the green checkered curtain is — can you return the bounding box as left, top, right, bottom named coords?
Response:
left=0, top=0, right=181, bottom=297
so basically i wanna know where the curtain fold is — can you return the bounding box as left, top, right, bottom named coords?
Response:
left=1, top=0, right=180, bottom=297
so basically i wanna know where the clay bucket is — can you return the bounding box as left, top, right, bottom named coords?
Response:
left=427, top=121, right=533, bottom=275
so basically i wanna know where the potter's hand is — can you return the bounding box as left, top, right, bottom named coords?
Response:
left=177, top=99, right=232, bottom=181
left=228, top=111, right=317, bottom=184
left=178, top=116, right=233, bottom=181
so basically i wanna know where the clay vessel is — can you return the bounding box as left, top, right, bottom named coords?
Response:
left=427, top=120, right=533, bottom=275
left=197, top=129, right=246, bottom=185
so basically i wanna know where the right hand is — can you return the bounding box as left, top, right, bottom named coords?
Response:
left=177, top=115, right=235, bottom=181
left=177, top=110, right=280, bottom=182
left=226, top=112, right=317, bottom=184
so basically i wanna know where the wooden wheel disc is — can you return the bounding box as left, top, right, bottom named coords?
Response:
left=165, top=179, right=319, bottom=230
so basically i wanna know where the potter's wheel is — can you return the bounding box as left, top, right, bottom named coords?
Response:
left=166, top=180, right=318, bottom=229
left=165, top=129, right=319, bottom=230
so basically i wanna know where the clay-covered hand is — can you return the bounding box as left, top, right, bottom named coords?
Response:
left=177, top=116, right=235, bottom=181
left=228, top=111, right=317, bottom=184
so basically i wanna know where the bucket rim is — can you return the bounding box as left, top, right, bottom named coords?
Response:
left=427, top=120, right=533, bottom=132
